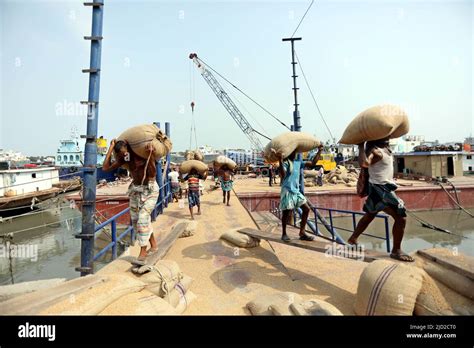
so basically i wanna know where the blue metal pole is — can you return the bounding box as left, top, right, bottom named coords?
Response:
left=384, top=216, right=391, bottom=252
left=154, top=122, right=164, bottom=217
left=77, top=0, right=104, bottom=276
left=111, top=219, right=117, bottom=260
left=164, top=122, right=171, bottom=206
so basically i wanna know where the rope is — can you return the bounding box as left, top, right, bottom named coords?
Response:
left=196, top=56, right=291, bottom=130
left=295, top=50, right=335, bottom=142
left=291, top=0, right=315, bottom=38
left=406, top=210, right=471, bottom=239
left=438, top=182, right=474, bottom=218
left=141, top=147, right=154, bottom=186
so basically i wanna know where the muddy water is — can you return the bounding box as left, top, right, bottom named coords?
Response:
left=0, top=206, right=128, bottom=285
left=320, top=209, right=474, bottom=256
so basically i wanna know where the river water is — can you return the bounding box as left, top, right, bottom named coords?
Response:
left=0, top=205, right=128, bottom=285
left=0, top=205, right=473, bottom=285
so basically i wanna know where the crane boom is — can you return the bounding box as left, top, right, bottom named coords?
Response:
left=189, top=53, right=264, bottom=152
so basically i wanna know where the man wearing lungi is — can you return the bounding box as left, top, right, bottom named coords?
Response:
left=103, top=139, right=159, bottom=264
left=347, top=138, right=414, bottom=262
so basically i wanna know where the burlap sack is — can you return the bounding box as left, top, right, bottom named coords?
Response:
left=140, top=260, right=183, bottom=298
left=162, top=274, right=194, bottom=307
left=264, top=132, right=320, bottom=163
left=180, top=160, right=208, bottom=175
left=304, top=170, right=318, bottom=178
left=290, top=299, right=343, bottom=316
left=214, top=155, right=237, bottom=170
left=220, top=229, right=260, bottom=248
left=194, top=150, right=204, bottom=161
left=354, top=260, right=423, bottom=315
left=247, top=292, right=303, bottom=315
left=117, top=124, right=172, bottom=160
left=99, top=290, right=176, bottom=315
left=339, top=104, right=409, bottom=145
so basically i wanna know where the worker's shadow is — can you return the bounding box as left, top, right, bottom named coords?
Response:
left=181, top=239, right=357, bottom=314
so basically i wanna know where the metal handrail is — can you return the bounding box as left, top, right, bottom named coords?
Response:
left=269, top=200, right=391, bottom=252
left=93, top=180, right=171, bottom=262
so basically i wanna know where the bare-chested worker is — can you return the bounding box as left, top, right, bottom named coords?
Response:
left=103, top=139, right=158, bottom=265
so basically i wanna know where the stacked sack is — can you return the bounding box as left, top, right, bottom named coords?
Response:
left=185, top=149, right=204, bottom=161
left=117, top=124, right=172, bottom=160
left=125, top=260, right=195, bottom=315
left=323, top=165, right=359, bottom=186
left=264, top=132, right=320, bottom=163
left=339, top=104, right=409, bottom=145
left=247, top=292, right=343, bottom=316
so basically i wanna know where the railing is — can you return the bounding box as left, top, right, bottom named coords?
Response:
left=93, top=180, right=171, bottom=262
left=270, top=200, right=391, bottom=252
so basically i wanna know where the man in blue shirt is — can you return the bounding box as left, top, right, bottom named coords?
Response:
left=273, top=147, right=322, bottom=242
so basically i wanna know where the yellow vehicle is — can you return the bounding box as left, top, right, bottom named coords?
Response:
left=316, top=153, right=337, bottom=172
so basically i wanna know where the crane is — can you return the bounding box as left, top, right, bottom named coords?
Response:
left=189, top=53, right=265, bottom=153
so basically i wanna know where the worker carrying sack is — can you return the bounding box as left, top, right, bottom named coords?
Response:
left=214, top=155, right=237, bottom=170
left=264, top=132, right=320, bottom=163
left=180, top=160, right=208, bottom=176
left=117, top=124, right=172, bottom=160
left=339, top=104, right=409, bottom=145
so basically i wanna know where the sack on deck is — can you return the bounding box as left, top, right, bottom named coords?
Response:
left=220, top=229, right=260, bottom=248
left=140, top=260, right=183, bottom=298
left=247, top=292, right=303, bottom=315
left=264, top=132, right=320, bottom=163
left=354, top=260, right=423, bottom=315
left=339, top=104, right=409, bottom=145
left=117, top=124, right=172, bottom=160
left=289, top=299, right=343, bottom=316
left=180, top=160, right=208, bottom=176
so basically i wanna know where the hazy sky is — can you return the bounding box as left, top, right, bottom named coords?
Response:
left=0, top=0, right=472, bottom=155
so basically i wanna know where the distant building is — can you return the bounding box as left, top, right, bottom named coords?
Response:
left=0, top=167, right=59, bottom=197
left=389, top=135, right=425, bottom=153
left=224, top=149, right=263, bottom=166
left=462, top=152, right=474, bottom=172
left=394, top=151, right=463, bottom=178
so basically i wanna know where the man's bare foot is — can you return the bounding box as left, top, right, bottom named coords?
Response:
left=197, top=211, right=201, bottom=215
left=226, top=203, right=230, bottom=206
left=390, top=251, right=415, bottom=262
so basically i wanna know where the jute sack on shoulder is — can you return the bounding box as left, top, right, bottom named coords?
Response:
left=354, top=260, right=423, bottom=315
left=180, top=160, right=208, bottom=175
left=214, top=155, right=237, bottom=170
left=220, top=229, right=260, bottom=248
left=289, top=299, right=343, bottom=316
left=194, top=150, right=204, bottom=161
left=264, top=132, right=320, bottom=163
left=247, top=292, right=303, bottom=316
left=339, top=104, right=409, bottom=145
left=117, top=124, right=172, bottom=160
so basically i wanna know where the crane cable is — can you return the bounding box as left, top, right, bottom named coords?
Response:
left=189, top=60, right=198, bottom=150
left=291, top=0, right=315, bottom=38
left=295, top=50, right=336, bottom=143
left=224, top=82, right=271, bottom=141
left=195, top=56, right=291, bottom=131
